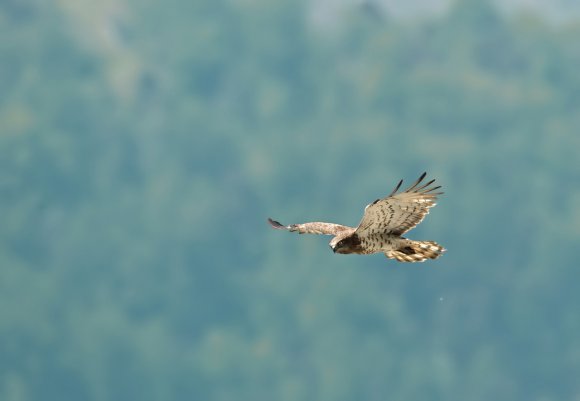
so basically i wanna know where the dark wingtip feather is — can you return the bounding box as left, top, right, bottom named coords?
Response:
left=416, top=179, right=435, bottom=191
left=387, top=179, right=404, bottom=197
left=406, top=172, right=427, bottom=192
left=424, top=185, right=442, bottom=194
left=267, top=218, right=287, bottom=230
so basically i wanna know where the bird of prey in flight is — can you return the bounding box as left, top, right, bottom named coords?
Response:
left=268, top=172, right=445, bottom=262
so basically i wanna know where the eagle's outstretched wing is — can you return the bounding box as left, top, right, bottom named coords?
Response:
left=268, top=218, right=353, bottom=236
left=354, top=172, right=443, bottom=237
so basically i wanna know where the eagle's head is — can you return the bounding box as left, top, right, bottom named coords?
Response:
left=329, top=234, right=362, bottom=254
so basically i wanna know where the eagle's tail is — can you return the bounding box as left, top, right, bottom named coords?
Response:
left=385, top=240, right=445, bottom=263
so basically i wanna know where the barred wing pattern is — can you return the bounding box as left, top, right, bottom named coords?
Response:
left=354, top=172, right=443, bottom=237
left=267, top=218, right=354, bottom=236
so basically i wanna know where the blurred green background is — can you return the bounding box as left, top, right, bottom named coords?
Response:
left=1, top=0, right=580, bottom=400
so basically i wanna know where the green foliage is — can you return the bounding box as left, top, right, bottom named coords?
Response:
left=1, top=0, right=580, bottom=400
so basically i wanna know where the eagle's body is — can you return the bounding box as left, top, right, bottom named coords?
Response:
left=268, top=172, right=445, bottom=263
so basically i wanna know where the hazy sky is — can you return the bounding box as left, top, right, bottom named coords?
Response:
left=310, top=0, right=580, bottom=24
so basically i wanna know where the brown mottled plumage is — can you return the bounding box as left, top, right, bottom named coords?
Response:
left=268, top=172, right=445, bottom=263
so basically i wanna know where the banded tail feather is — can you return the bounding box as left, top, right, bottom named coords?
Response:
left=385, top=240, right=445, bottom=263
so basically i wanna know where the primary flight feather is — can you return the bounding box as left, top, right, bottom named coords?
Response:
left=268, top=172, right=445, bottom=262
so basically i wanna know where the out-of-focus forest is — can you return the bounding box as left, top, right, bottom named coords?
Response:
left=1, top=0, right=580, bottom=400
